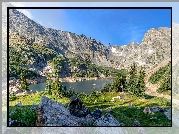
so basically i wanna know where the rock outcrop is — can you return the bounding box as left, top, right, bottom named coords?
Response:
left=37, top=96, right=122, bottom=126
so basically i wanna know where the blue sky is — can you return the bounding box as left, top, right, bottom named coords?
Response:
left=10, top=2, right=174, bottom=46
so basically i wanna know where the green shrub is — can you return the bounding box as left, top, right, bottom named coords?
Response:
left=9, top=93, right=16, bottom=101
left=149, top=63, right=171, bottom=84
left=9, top=107, right=37, bottom=126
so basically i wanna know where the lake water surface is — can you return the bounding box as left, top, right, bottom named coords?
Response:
left=29, top=79, right=113, bottom=94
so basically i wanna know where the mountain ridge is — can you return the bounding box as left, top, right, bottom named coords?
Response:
left=8, top=6, right=171, bottom=78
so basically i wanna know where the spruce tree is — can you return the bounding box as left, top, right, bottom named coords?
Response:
left=136, top=66, right=146, bottom=97
left=113, top=71, right=126, bottom=92
left=127, top=63, right=138, bottom=95
left=52, top=77, right=63, bottom=97
left=46, top=74, right=52, bottom=95
left=20, top=71, right=29, bottom=91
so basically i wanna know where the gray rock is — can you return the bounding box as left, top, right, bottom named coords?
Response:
left=133, top=119, right=141, bottom=126
left=85, top=114, right=96, bottom=125
left=106, top=107, right=112, bottom=113
left=9, top=118, right=26, bottom=126
left=30, top=103, right=39, bottom=111
left=13, top=89, right=23, bottom=95
left=17, top=101, right=23, bottom=107
left=164, top=108, right=171, bottom=120
left=94, top=113, right=122, bottom=126
left=143, top=107, right=152, bottom=114
left=90, top=109, right=102, bottom=119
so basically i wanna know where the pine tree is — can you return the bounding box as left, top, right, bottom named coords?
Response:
left=67, top=86, right=75, bottom=97
left=136, top=66, right=146, bottom=97
left=20, top=71, right=29, bottom=91
left=52, top=77, right=63, bottom=97
left=46, top=75, right=52, bottom=95
left=127, top=63, right=138, bottom=95
left=157, top=71, right=171, bottom=93
left=113, top=71, right=126, bottom=92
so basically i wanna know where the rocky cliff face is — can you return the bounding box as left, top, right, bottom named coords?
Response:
left=9, top=9, right=111, bottom=67
left=8, top=7, right=171, bottom=77
left=110, top=27, right=171, bottom=70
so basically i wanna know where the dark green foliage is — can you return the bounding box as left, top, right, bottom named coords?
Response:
left=51, top=77, right=64, bottom=97
left=61, top=86, right=67, bottom=97
left=113, top=70, right=127, bottom=92
left=9, top=93, right=16, bottom=101
left=49, top=55, right=65, bottom=76
left=9, top=43, right=56, bottom=78
left=77, top=92, right=87, bottom=101
left=149, top=63, right=171, bottom=94
left=91, top=85, right=98, bottom=97
left=45, top=75, right=52, bottom=95
left=69, top=57, right=118, bottom=78
left=9, top=106, right=37, bottom=126
left=127, top=63, right=138, bottom=95
left=127, top=63, right=145, bottom=97
left=46, top=76, right=75, bottom=98
left=157, top=73, right=171, bottom=93
left=66, top=86, right=76, bottom=98
left=20, top=71, right=29, bottom=91
left=135, top=67, right=146, bottom=97
left=75, top=70, right=86, bottom=77
left=101, top=82, right=113, bottom=93
left=149, top=63, right=171, bottom=84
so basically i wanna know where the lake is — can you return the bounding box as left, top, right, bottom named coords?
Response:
left=29, top=79, right=113, bottom=94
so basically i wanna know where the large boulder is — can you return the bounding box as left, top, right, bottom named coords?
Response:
left=67, top=94, right=90, bottom=117
left=38, top=96, right=92, bottom=126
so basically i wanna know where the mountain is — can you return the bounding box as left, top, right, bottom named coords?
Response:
left=110, top=27, right=171, bottom=70
left=8, top=7, right=171, bottom=78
